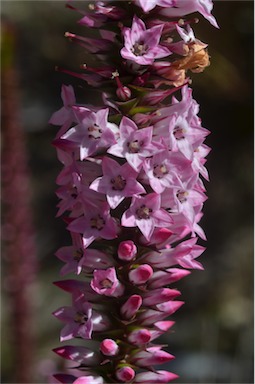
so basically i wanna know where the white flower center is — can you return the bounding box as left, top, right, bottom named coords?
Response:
left=177, top=190, right=189, bottom=203
left=100, top=278, right=113, bottom=288
left=127, top=139, right=143, bottom=153
left=173, top=126, right=185, bottom=140
left=136, top=204, right=152, bottom=219
left=153, top=163, right=168, bottom=179
left=132, top=41, right=148, bottom=56
left=88, top=123, right=102, bottom=139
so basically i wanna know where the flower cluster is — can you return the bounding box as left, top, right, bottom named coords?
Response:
left=50, top=1, right=217, bottom=383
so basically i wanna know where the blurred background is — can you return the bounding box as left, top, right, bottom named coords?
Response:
left=1, top=1, right=253, bottom=383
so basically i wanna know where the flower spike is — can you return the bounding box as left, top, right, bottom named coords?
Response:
left=51, top=1, right=217, bottom=382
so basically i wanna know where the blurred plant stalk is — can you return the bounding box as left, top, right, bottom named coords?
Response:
left=1, top=19, right=37, bottom=383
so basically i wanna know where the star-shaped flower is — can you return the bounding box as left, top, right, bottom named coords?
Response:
left=159, top=0, right=219, bottom=28
left=90, top=156, right=145, bottom=209
left=134, top=0, right=175, bottom=13
left=49, top=84, right=76, bottom=138
left=121, top=193, right=173, bottom=241
left=120, top=15, right=170, bottom=65
left=91, top=267, right=124, bottom=297
left=53, top=292, right=93, bottom=341
left=61, top=107, right=117, bottom=160
left=143, top=151, right=180, bottom=194
left=68, top=203, right=118, bottom=247
left=108, top=116, right=162, bottom=171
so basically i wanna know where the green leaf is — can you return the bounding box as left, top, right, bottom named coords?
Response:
left=128, top=105, right=157, bottom=116
left=117, top=98, right=139, bottom=113
left=108, top=114, right=122, bottom=124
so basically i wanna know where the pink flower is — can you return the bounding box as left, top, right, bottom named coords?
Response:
left=134, top=0, right=175, bottom=13
left=120, top=15, right=170, bottom=65
left=53, top=293, right=93, bottom=341
left=55, top=232, right=112, bottom=275
left=61, top=107, right=116, bottom=160
left=161, top=175, right=207, bottom=225
left=89, top=156, right=145, bottom=209
left=143, top=150, right=180, bottom=194
left=168, top=114, right=209, bottom=160
left=159, top=0, right=219, bottom=28
left=108, top=116, right=161, bottom=171
left=91, top=267, right=124, bottom=297
left=55, top=232, right=86, bottom=275
left=117, top=240, right=137, bottom=261
left=49, top=84, right=76, bottom=137
left=121, top=193, right=173, bottom=241
left=192, top=143, right=211, bottom=180
left=67, top=203, right=118, bottom=247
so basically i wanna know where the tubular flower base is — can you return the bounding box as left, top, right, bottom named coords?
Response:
left=51, top=1, right=217, bottom=383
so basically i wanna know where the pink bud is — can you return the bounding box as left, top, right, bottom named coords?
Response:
left=150, top=228, right=173, bottom=246
left=116, top=86, right=131, bottom=101
left=73, top=376, right=104, bottom=384
left=143, top=288, right=181, bottom=306
left=138, top=301, right=184, bottom=325
left=113, top=72, right=132, bottom=101
left=131, top=349, right=175, bottom=367
left=128, top=328, right=152, bottom=346
left=100, top=339, right=119, bottom=356
left=118, top=240, right=137, bottom=261
left=150, top=321, right=175, bottom=341
left=156, top=300, right=185, bottom=314
left=154, top=321, right=175, bottom=332
left=116, top=366, right=135, bottom=382
left=140, top=227, right=173, bottom=247
left=133, top=370, right=179, bottom=383
left=148, top=268, right=191, bottom=289
left=121, top=294, right=142, bottom=319
left=129, top=264, right=153, bottom=285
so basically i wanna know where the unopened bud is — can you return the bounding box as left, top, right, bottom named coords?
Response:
left=129, top=264, right=153, bottom=285
left=128, top=328, right=152, bottom=346
left=100, top=339, right=119, bottom=356
left=118, top=240, right=137, bottom=261
left=116, top=86, right=131, bottom=101
left=116, top=366, right=135, bottom=382
left=121, top=294, right=142, bottom=319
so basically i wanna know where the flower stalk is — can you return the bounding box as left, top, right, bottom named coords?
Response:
left=50, top=1, right=217, bottom=383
